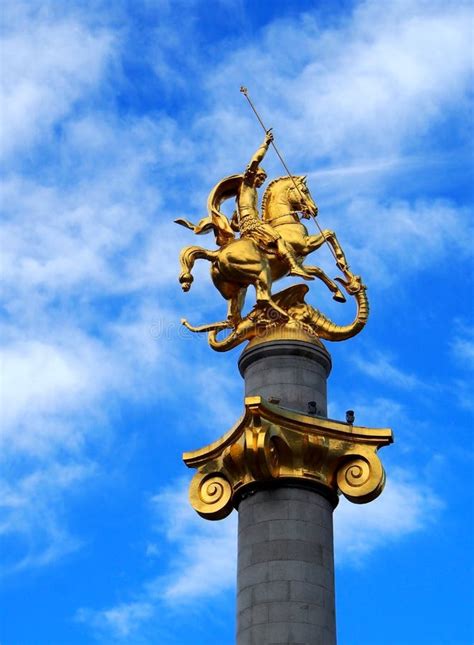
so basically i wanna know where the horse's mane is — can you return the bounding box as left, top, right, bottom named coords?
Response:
left=261, top=175, right=304, bottom=219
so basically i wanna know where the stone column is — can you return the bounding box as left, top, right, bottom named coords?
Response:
left=237, top=487, right=336, bottom=645
left=236, top=335, right=336, bottom=645
left=182, top=331, right=392, bottom=644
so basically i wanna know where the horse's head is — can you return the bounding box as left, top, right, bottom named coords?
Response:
left=286, top=176, right=318, bottom=219
left=262, top=176, right=318, bottom=222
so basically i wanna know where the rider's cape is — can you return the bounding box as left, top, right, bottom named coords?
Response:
left=175, top=174, right=243, bottom=247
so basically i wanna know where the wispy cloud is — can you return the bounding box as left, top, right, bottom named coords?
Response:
left=308, top=155, right=428, bottom=180
left=201, top=0, right=473, bottom=167
left=335, top=469, right=443, bottom=566
left=449, top=322, right=474, bottom=411
left=352, top=350, right=422, bottom=390
left=328, top=395, right=406, bottom=431
left=0, top=336, right=115, bottom=456
left=0, top=5, right=115, bottom=160
left=76, top=601, right=154, bottom=641
left=76, top=479, right=237, bottom=639
left=342, top=198, right=472, bottom=284
left=0, top=462, right=94, bottom=574
left=0, top=0, right=197, bottom=572
left=150, top=480, right=238, bottom=603
left=451, top=323, right=474, bottom=370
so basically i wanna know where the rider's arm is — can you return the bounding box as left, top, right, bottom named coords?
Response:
left=245, top=130, right=273, bottom=176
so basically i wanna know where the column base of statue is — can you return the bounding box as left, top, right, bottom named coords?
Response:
left=183, top=328, right=393, bottom=645
left=238, top=325, right=332, bottom=417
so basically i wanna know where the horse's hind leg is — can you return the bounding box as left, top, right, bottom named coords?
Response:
left=304, top=265, right=346, bottom=303
left=253, top=267, right=293, bottom=322
left=179, top=245, right=219, bottom=291
left=228, top=287, right=247, bottom=326
left=255, top=265, right=272, bottom=305
left=211, top=269, right=248, bottom=327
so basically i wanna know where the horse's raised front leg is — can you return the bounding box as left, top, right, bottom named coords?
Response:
left=326, top=230, right=349, bottom=271
left=304, top=266, right=346, bottom=303
left=303, top=230, right=349, bottom=272
left=301, top=232, right=325, bottom=255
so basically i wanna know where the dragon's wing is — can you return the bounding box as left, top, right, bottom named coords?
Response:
left=272, top=284, right=309, bottom=308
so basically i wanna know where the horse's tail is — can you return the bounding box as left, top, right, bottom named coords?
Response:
left=178, top=245, right=219, bottom=292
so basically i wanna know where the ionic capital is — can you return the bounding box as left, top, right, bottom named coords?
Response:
left=183, top=397, right=393, bottom=520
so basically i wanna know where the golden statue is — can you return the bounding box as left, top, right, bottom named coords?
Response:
left=234, top=129, right=314, bottom=282
left=178, top=90, right=392, bottom=521
left=176, top=99, right=368, bottom=350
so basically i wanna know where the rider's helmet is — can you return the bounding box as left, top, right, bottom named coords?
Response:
left=254, top=166, right=267, bottom=186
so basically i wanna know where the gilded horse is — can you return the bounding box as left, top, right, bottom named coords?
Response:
left=177, top=175, right=350, bottom=325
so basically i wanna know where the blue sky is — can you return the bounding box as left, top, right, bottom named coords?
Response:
left=1, top=0, right=473, bottom=643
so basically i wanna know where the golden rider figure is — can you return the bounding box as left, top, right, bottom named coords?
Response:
left=236, top=130, right=313, bottom=281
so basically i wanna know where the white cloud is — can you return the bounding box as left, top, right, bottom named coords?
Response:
left=351, top=350, right=422, bottom=390
left=0, top=7, right=115, bottom=159
left=76, top=601, right=154, bottom=640
left=0, top=324, right=129, bottom=460
left=0, top=338, right=111, bottom=451
left=0, top=143, right=231, bottom=568
left=451, top=323, right=474, bottom=370
left=329, top=395, right=405, bottom=431
left=199, top=0, right=472, bottom=169
left=0, top=462, right=93, bottom=573
left=0, top=8, right=195, bottom=572
left=150, top=479, right=237, bottom=602
left=449, top=323, right=474, bottom=410
left=341, top=198, right=471, bottom=284
left=1, top=171, right=150, bottom=301
left=0, top=293, right=203, bottom=572
left=76, top=479, right=237, bottom=638
left=335, top=470, right=443, bottom=565
left=191, top=366, right=243, bottom=434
